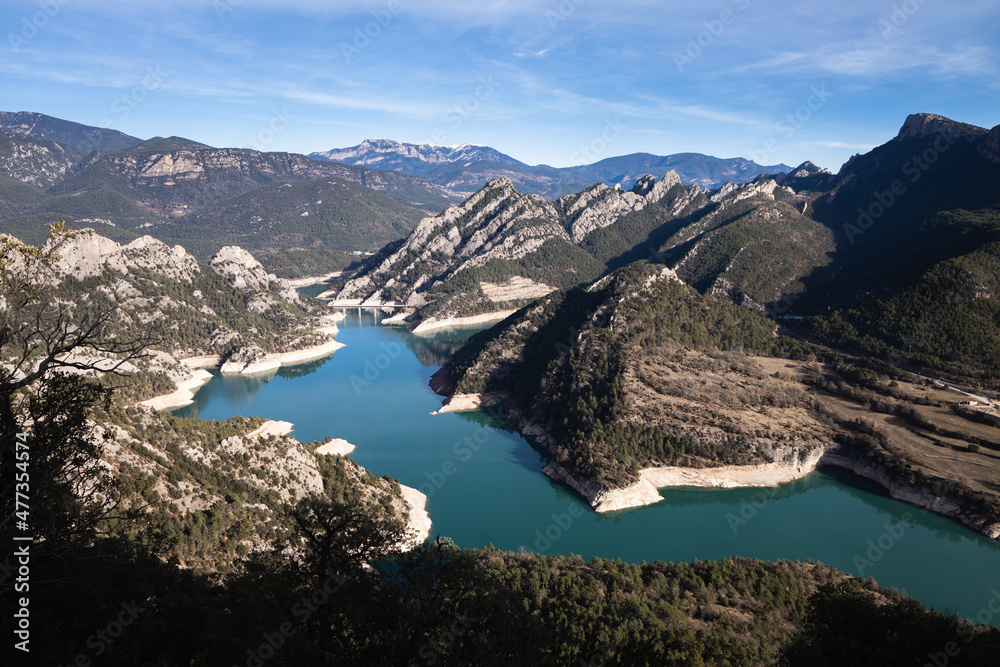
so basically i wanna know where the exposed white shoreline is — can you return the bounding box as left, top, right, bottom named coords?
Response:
left=411, top=310, right=516, bottom=335
left=220, top=339, right=347, bottom=375
left=310, top=438, right=429, bottom=549
left=431, top=392, right=504, bottom=415
left=220, top=313, right=347, bottom=375
left=398, top=484, right=432, bottom=549
left=181, top=356, right=221, bottom=370
left=434, top=391, right=1000, bottom=539
left=585, top=450, right=827, bottom=514
left=139, top=369, right=214, bottom=411
left=273, top=339, right=346, bottom=366
left=314, top=438, right=356, bottom=457
left=247, top=420, right=294, bottom=438
left=283, top=271, right=346, bottom=288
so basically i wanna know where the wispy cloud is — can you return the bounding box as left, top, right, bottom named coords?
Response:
left=1, top=0, right=997, bottom=170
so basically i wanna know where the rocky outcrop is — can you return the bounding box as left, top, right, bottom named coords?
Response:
left=0, top=131, right=79, bottom=188
left=46, top=229, right=200, bottom=282
left=894, top=113, right=988, bottom=142
left=220, top=344, right=280, bottom=375
left=210, top=245, right=275, bottom=292
left=337, top=172, right=695, bottom=324
left=557, top=171, right=681, bottom=242
left=336, top=177, right=567, bottom=308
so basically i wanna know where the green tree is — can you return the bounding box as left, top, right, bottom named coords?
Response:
left=0, top=224, right=153, bottom=555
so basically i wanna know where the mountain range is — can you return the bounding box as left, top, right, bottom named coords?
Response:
left=0, top=111, right=465, bottom=276
left=0, top=110, right=795, bottom=277
left=387, top=112, right=1000, bottom=542
left=310, top=138, right=794, bottom=197
left=8, top=109, right=1000, bottom=664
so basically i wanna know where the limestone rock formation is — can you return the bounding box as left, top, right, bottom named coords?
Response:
left=46, top=228, right=200, bottom=282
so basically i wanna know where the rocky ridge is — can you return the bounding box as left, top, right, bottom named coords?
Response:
left=311, top=137, right=794, bottom=197
left=334, top=172, right=700, bottom=323
left=56, top=144, right=463, bottom=215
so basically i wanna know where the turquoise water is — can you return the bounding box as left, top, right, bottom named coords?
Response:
left=175, top=310, right=1000, bottom=624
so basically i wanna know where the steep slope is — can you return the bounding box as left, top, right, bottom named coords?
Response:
left=796, top=114, right=1000, bottom=381
left=336, top=170, right=825, bottom=326
left=660, top=178, right=835, bottom=310
left=0, top=110, right=142, bottom=152
left=38, top=228, right=337, bottom=359
left=333, top=174, right=690, bottom=323
left=805, top=112, right=1000, bottom=304
left=6, top=229, right=428, bottom=573
left=0, top=130, right=83, bottom=187
left=51, top=137, right=463, bottom=217
left=149, top=177, right=425, bottom=260
left=437, top=262, right=1000, bottom=537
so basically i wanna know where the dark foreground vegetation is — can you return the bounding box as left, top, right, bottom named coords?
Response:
left=23, top=533, right=1000, bottom=667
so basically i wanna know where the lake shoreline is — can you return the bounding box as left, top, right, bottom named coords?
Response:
left=430, top=383, right=1000, bottom=542
left=140, top=313, right=347, bottom=408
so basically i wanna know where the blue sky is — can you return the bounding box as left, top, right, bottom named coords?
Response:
left=2, top=0, right=998, bottom=172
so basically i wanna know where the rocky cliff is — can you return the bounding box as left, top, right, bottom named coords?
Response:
left=334, top=172, right=702, bottom=323
left=36, top=228, right=333, bottom=360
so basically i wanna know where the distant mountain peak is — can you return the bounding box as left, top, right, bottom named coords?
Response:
left=312, top=140, right=794, bottom=198
left=0, top=110, right=142, bottom=153
left=895, top=113, right=988, bottom=142
left=311, top=140, right=520, bottom=169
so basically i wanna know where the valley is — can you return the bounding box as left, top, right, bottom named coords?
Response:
left=4, top=109, right=1000, bottom=664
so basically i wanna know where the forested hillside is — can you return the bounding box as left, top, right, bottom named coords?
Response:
left=0, top=113, right=464, bottom=278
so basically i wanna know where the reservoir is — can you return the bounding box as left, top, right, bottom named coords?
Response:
left=174, top=310, right=1000, bottom=624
